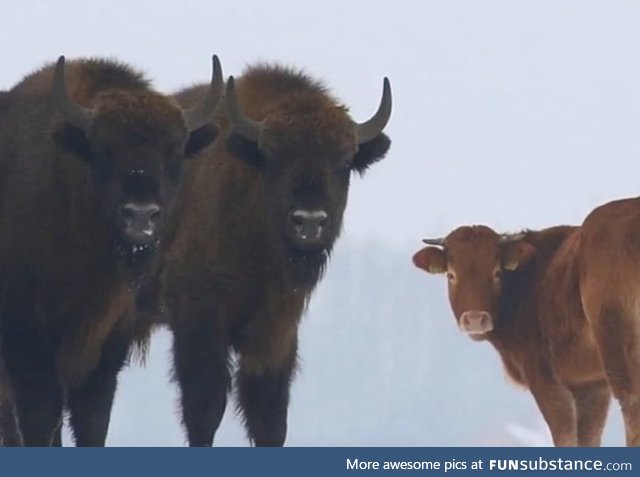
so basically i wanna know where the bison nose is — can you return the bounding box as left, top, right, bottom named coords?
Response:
left=121, top=202, right=162, bottom=245
left=289, top=209, right=328, bottom=244
left=459, top=310, right=494, bottom=336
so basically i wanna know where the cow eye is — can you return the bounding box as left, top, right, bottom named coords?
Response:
left=446, top=272, right=456, bottom=282
left=493, top=269, right=503, bottom=280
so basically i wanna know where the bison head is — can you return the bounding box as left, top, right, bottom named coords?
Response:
left=225, top=74, right=391, bottom=260
left=51, top=56, right=222, bottom=261
left=413, top=226, right=536, bottom=341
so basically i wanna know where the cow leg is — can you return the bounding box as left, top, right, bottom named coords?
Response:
left=529, top=380, right=578, bottom=446
left=570, top=380, right=611, bottom=446
left=1, top=321, right=63, bottom=446
left=589, top=305, right=640, bottom=446
left=618, top=396, right=640, bottom=446
left=172, top=317, right=230, bottom=447
left=66, top=322, right=132, bottom=447
left=236, top=334, right=297, bottom=447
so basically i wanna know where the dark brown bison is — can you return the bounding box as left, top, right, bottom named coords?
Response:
left=0, top=91, right=18, bottom=446
left=413, top=205, right=640, bottom=447
left=0, top=55, right=222, bottom=446
left=139, top=65, right=392, bottom=446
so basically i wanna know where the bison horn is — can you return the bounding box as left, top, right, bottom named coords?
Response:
left=182, top=55, right=224, bottom=132
left=355, top=77, right=392, bottom=145
left=499, top=230, right=530, bottom=243
left=53, top=55, right=93, bottom=132
left=422, top=237, right=446, bottom=246
left=225, top=76, right=262, bottom=142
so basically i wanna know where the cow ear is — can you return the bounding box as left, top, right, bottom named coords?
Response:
left=351, top=133, right=391, bottom=174
left=502, top=241, right=536, bottom=271
left=52, top=123, right=91, bottom=162
left=225, top=133, right=265, bottom=168
left=184, top=123, right=219, bottom=158
left=413, top=246, right=447, bottom=274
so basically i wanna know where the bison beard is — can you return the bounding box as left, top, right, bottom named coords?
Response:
left=136, top=64, right=392, bottom=446
left=115, top=240, right=158, bottom=280
left=0, top=55, right=221, bottom=446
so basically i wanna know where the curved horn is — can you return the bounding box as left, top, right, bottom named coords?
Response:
left=225, top=76, right=262, bottom=142
left=355, top=77, right=392, bottom=144
left=499, top=230, right=530, bottom=243
left=183, top=55, right=224, bottom=132
left=52, top=55, right=92, bottom=132
left=422, top=237, right=446, bottom=246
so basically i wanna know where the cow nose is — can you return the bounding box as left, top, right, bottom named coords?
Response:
left=459, top=310, right=493, bottom=335
left=121, top=202, right=162, bottom=245
left=289, top=209, right=328, bottom=243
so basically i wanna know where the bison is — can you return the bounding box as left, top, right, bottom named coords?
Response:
left=413, top=206, right=640, bottom=447
left=0, top=355, right=19, bottom=446
left=0, top=55, right=222, bottom=446
left=0, top=92, right=18, bottom=446
left=138, top=64, right=392, bottom=446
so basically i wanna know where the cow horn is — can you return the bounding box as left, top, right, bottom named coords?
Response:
left=225, top=76, right=262, bottom=142
left=499, top=230, right=529, bottom=243
left=355, top=77, right=392, bottom=144
left=422, top=237, right=446, bottom=246
left=52, top=55, right=93, bottom=132
left=183, top=55, right=224, bottom=132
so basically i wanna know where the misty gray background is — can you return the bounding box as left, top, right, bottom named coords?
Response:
left=1, top=0, right=636, bottom=445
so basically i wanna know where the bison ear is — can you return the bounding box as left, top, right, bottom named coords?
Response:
left=225, top=133, right=265, bottom=168
left=52, top=123, right=92, bottom=161
left=184, top=123, right=219, bottom=158
left=413, top=246, right=447, bottom=274
left=351, top=133, right=391, bottom=174
left=502, top=241, right=536, bottom=271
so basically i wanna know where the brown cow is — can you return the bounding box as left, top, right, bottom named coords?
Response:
left=137, top=64, right=392, bottom=446
left=0, top=55, right=222, bottom=446
left=413, top=205, right=640, bottom=447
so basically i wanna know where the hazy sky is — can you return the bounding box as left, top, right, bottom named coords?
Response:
left=5, top=0, right=640, bottom=245
left=1, top=0, right=636, bottom=446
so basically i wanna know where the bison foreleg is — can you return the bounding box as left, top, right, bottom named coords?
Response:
left=67, top=322, right=131, bottom=446
left=236, top=342, right=297, bottom=447
left=173, top=319, right=231, bottom=447
left=1, top=321, right=63, bottom=446
left=0, top=396, right=21, bottom=446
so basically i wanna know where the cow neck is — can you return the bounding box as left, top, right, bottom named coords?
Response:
left=489, top=228, right=578, bottom=355
left=489, top=266, right=536, bottom=350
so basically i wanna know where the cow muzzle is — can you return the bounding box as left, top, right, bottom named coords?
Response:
left=120, top=201, right=162, bottom=246
left=459, top=310, right=493, bottom=337
left=287, top=209, right=329, bottom=249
